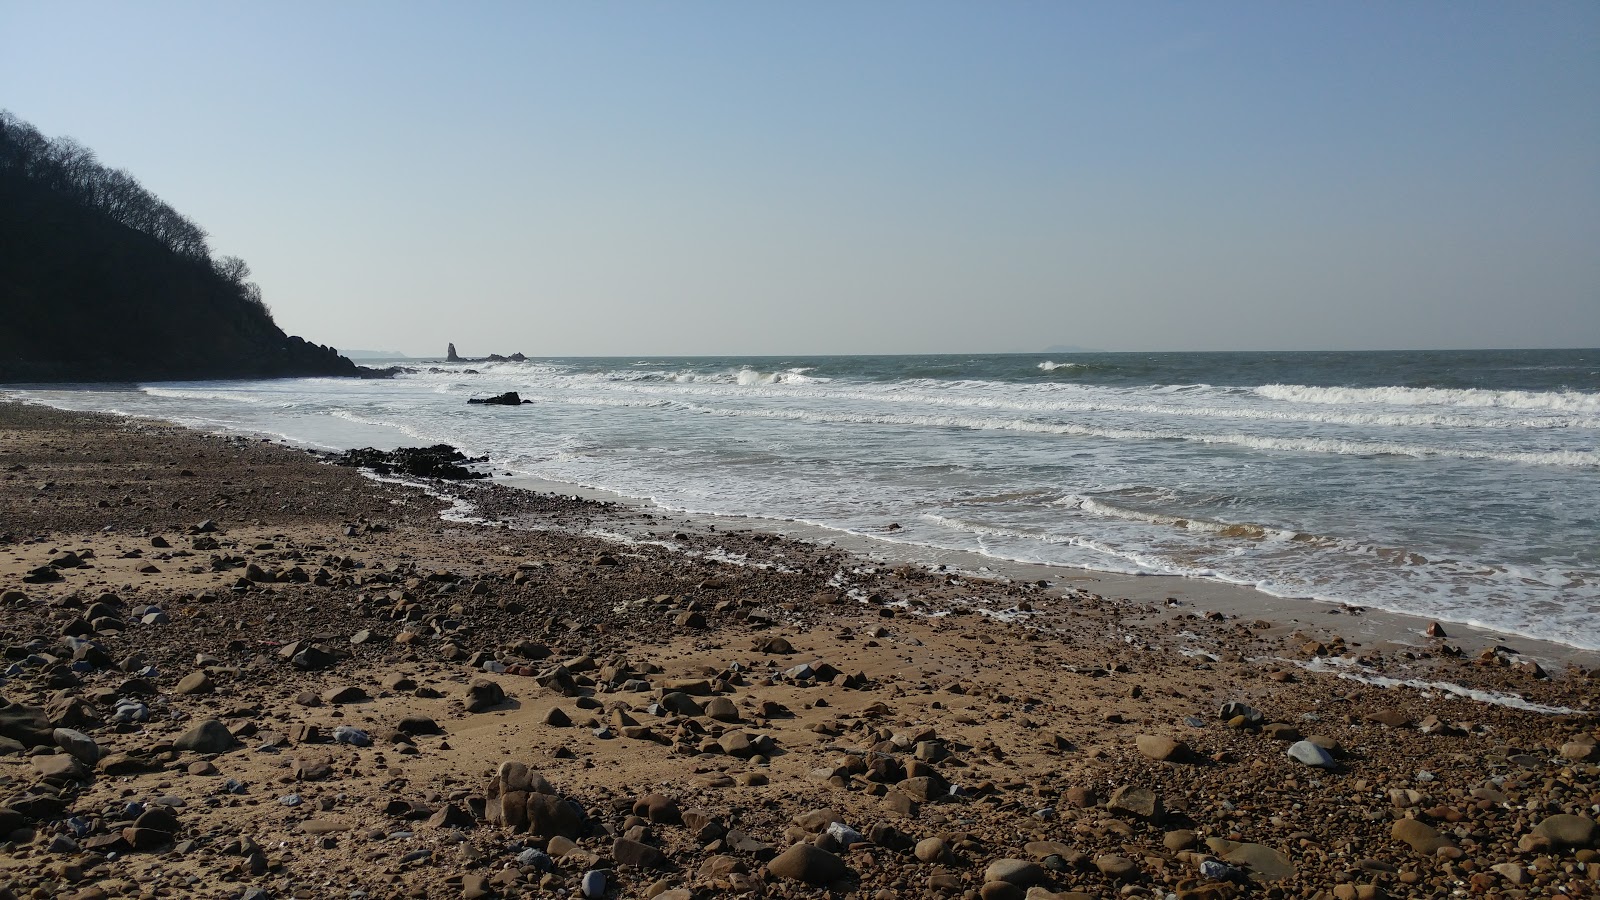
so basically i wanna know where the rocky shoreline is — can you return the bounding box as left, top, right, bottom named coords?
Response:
left=0, top=401, right=1595, bottom=900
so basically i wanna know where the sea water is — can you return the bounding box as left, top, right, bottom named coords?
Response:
left=10, top=349, right=1597, bottom=649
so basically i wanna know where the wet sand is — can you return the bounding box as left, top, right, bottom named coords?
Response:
left=1, top=401, right=1596, bottom=900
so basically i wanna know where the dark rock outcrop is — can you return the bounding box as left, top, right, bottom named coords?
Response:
left=467, top=392, right=530, bottom=406
left=330, top=445, right=489, bottom=480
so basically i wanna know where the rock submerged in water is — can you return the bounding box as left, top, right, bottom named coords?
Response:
left=467, top=391, right=531, bottom=406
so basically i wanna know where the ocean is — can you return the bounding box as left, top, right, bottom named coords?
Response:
left=8, top=349, right=1597, bottom=650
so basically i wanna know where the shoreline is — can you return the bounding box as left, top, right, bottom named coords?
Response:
left=495, top=475, right=1600, bottom=672
left=6, top=381, right=1595, bottom=666
left=2, top=400, right=1597, bottom=900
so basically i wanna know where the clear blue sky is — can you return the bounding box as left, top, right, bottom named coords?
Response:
left=4, top=1, right=1597, bottom=355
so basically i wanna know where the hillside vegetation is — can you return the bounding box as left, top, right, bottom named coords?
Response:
left=0, top=111, right=359, bottom=382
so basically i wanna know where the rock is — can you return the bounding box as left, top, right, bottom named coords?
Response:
left=704, top=696, right=740, bottom=722
left=915, top=837, right=952, bottom=863
left=174, top=671, right=213, bottom=695
left=468, top=392, right=530, bottom=406
left=291, top=645, right=338, bottom=670
left=322, top=685, right=368, bottom=704
left=174, top=719, right=235, bottom=754
left=0, top=700, right=54, bottom=746
left=52, top=728, right=100, bottom=765
left=526, top=793, right=586, bottom=840
left=331, top=725, right=370, bottom=746
left=638, top=793, right=680, bottom=825
left=1560, top=739, right=1598, bottom=761
left=1531, top=814, right=1598, bottom=849
left=580, top=869, right=606, bottom=898
left=755, top=636, right=794, bottom=654
left=427, top=804, right=475, bottom=829
left=1286, top=740, right=1335, bottom=768
left=1222, top=842, right=1296, bottom=882
left=896, top=774, right=949, bottom=802
left=1219, top=701, right=1263, bottom=726
left=612, top=837, right=668, bottom=868
left=1366, top=710, right=1411, bottom=728
left=980, top=883, right=1026, bottom=900
left=397, top=715, right=443, bottom=735
left=466, top=679, right=507, bottom=712
left=768, top=843, right=848, bottom=885
left=984, top=859, right=1044, bottom=886
left=718, top=731, right=755, bottom=756
left=1106, top=785, right=1162, bottom=819
left=543, top=707, right=572, bottom=727
left=461, top=873, right=492, bottom=899
left=1094, top=854, right=1138, bottom=879
left=1134, top=734, right=1186, bottom=761
left=1392, top=818, right=1454, bottom=853
left=32, top=753, right=85, bottom=781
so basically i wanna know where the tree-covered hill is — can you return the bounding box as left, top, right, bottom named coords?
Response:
left=0, top=111, right=361, bottom=382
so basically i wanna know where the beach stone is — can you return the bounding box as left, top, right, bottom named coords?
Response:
left=33, top=753, right=85, bottom=781
left=526, top=793, right=585, bottom=839
left=1219, top=701, right=1263, bottom=726
left=580, top=869, right=606, bottom=898
left=1135, top=734, right=1186, bottom=761
left=322, top=685, right=368, bottom=704
left=174, top=719, right=235, bottom=753
left=52, top=728, right=100, bottom=765
left=1531, top=814, right=1598, bottom=849
left=980, top=883, right=1026, bottom=900
left=704, top=696, right=740, bottom=722
left=638, top=793, right=680, bottom=824
left=397, top=715, right=443, bottom=735
left=1107, top=784, right=1162, bottom=819
left=718, top=730, right=755, bottom=756
left=1392, top=818, right=1455, bottom=853
left=543, top=707, right=572, bottom=727
left=612, top=837, right=668, bottom=868
left=174, top=671, right=213, bottom=695
left=915, top=837, right=952, bottom=863
left=768, top=843, right=847, bottom=884
left=1560, top=739, right=1597, bottom=761
left=0, top=701, right=55, bottom=746
left=1222, top=842, right=1296, bottom=881
left=1094, top=854, right=1138, bottom=879
left=1286, top=740, right=1336, bottom=768
left=896, top=774, right=949, bottom=802
left=984, top=859, right=1044, bottom=886
left=465, top=679, right=506, bottom=712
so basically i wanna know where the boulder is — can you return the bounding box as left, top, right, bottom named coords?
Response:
left=768, top=843, right=848, bottom=885
left=174, top=719, right=236, bottom=754
left=465, top=679, right=507, bottom=713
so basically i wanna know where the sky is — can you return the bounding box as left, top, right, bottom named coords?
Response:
left=3, top=2, right=1598, bottom=356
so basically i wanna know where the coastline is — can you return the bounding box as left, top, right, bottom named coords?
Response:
left=2, top=400, right=1597, bottom=899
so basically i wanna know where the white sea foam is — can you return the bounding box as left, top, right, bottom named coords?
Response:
left=1292, top=658, right=1583, bottom=714
left=1037, top=360, right=1080, bottom=371
left=665, top=403, right=1600, bottom=467
left=1257, top=383, right=1600, bottom=413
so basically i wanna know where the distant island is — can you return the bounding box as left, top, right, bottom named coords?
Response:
left=0, top=111, right=367, bottom=383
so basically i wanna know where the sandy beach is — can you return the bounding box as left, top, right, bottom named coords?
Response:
left=1, top=401, right=1596, bottom=900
